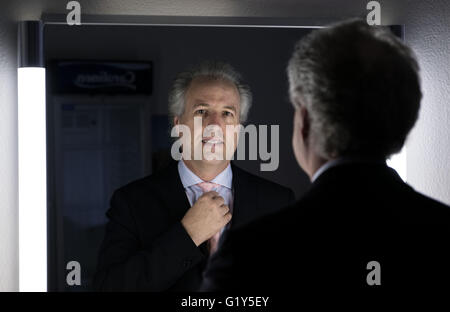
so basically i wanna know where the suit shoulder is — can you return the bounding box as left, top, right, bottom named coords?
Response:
left=112, top=165, right=174, bottom=199
left=406, top=186, right=450, bottom=220
left=113, top=175, right=153, bottom=196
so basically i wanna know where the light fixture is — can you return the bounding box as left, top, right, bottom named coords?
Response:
left=18, top=20, right=47, bottom=292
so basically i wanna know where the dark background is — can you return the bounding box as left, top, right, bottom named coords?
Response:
left=44, top=24, right=313, bottom=291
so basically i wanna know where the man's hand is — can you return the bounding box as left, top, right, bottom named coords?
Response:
left=181, top=191, right=232, bottom=246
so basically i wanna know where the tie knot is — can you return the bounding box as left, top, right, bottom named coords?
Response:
left=197, top=182, right=220, bottom=193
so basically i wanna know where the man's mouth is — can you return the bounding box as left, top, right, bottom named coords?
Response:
left=202, top=138, right=224, bottom=144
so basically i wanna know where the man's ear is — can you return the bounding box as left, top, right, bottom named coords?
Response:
left=173, top=116, right=179, bottom=126
left=299, top=106, right=310, bottom=142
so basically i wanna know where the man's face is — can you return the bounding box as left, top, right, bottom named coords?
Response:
left=174, top=77, right=241, bottom=166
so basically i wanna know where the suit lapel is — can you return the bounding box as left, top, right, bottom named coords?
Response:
left=155, top=160, right=191, bottom=221
left=154, top=159, right=209, bottom=254
left=230, top=163, right=258, bottom=229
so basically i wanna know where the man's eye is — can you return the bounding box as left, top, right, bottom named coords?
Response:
left=223, top=111, right=234, bottom=117
left=195, top=109, right=206, bottom=115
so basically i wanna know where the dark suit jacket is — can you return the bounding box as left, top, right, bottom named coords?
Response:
left=201, top=162, right=450, bottom=291
left=93, top=160, right=294, bottom=291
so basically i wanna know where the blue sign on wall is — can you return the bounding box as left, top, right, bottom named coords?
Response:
left=50, top=60, right=153, bottom=95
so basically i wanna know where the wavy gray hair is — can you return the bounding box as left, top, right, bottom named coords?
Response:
left=168, top=61, right=252, bottom=126
left=287, top=19, right=422, bottom=159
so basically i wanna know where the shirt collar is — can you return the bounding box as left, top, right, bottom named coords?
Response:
left=178, top=160, right=233, bottom=189
left=311, top=158, right=343, bottom=183
left=311, top=156, right=386, bottom=183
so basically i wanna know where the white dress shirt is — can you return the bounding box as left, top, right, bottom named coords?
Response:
left=177, top=160, right=234, bottom=214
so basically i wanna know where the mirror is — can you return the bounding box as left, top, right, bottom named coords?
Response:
left=43, top=17, right=399, bottom=291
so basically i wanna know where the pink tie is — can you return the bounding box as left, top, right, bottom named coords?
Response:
left=196, top=182, right=222, bottom=255
left=197, top=182, right=220, bottom=193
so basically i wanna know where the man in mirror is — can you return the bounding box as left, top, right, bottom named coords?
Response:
left=93, top=61, right=294, bottom=291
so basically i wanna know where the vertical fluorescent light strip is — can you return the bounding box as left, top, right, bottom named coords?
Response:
left=18, top=68, right=47, bottom=292
left=18, top=21, right=47, bottom=292
left=387, top=147, right=407, bottom=182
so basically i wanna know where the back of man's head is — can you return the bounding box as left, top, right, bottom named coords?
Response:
left=287, top=19, right=422, bottom=159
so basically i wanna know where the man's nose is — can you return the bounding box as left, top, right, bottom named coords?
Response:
left=205, top=112, right=224, bottom=127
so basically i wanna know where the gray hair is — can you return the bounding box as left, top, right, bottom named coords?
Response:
left=168, top=61, right=252, bottom=126
left=287, top=19, right=422, bottom=159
